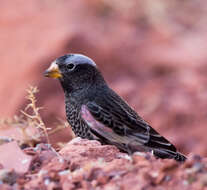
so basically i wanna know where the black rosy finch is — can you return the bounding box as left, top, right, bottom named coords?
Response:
left=44, top=54, right=186, bottom=162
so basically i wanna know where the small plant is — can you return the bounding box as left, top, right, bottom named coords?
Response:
left=0, top=86, right=49, bottom=146
left=21, top=86, right=50, bottom=144
left=0, top=86, right=72, bottom=147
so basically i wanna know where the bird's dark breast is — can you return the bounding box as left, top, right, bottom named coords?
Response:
left=65, top=97, right=93, bottom=139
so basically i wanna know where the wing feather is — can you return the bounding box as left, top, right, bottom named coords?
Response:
left=81, top=98, right=176, bottom=154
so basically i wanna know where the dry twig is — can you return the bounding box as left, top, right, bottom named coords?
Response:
left=21, top=86, right=50, bottom=144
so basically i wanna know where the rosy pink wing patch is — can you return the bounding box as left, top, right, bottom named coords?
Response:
left=81, top=105, right=113, bottom=133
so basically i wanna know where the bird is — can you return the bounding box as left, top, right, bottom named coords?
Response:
left=44, top=53, right=187, bottom=162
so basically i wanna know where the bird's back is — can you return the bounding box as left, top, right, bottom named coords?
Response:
left=81, top=86, right=186, bottom=162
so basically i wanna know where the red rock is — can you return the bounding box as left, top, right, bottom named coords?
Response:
left=26, top=144, right=59, bottom=173
left=59, top=138, right=120, bottom=168
left=0, top=169, right=18, bottom=186
left=0, top=141, right=32, bottom=173
left=0, top=125, right=40, bottom=146
left=0, top=184, right=13, bottom=190
left=0, top=139, right=204, bottom=189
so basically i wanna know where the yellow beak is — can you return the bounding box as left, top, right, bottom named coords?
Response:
left=44, top=61, right=62, bottom=78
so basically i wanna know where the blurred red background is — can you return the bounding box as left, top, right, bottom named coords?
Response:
left=1, top=0, right=207, bottom=156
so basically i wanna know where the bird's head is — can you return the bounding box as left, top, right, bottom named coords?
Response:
left=44, top=54, right=105, bottom=93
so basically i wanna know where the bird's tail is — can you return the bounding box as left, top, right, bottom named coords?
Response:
left=153, top=148, right=187, bottom=162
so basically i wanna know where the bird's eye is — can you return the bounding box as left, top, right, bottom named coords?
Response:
left=67, top=63, right=75, bottom=70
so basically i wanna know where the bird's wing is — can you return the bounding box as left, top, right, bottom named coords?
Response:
left=81, top=98, right=177, bottom=154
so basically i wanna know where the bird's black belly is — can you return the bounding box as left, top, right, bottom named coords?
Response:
left=65, top=100, right=93, bottom=139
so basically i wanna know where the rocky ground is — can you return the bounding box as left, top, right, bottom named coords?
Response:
left=1, top=0, right=207, bottom=155
left=0, top=138, right=206, bottom=190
